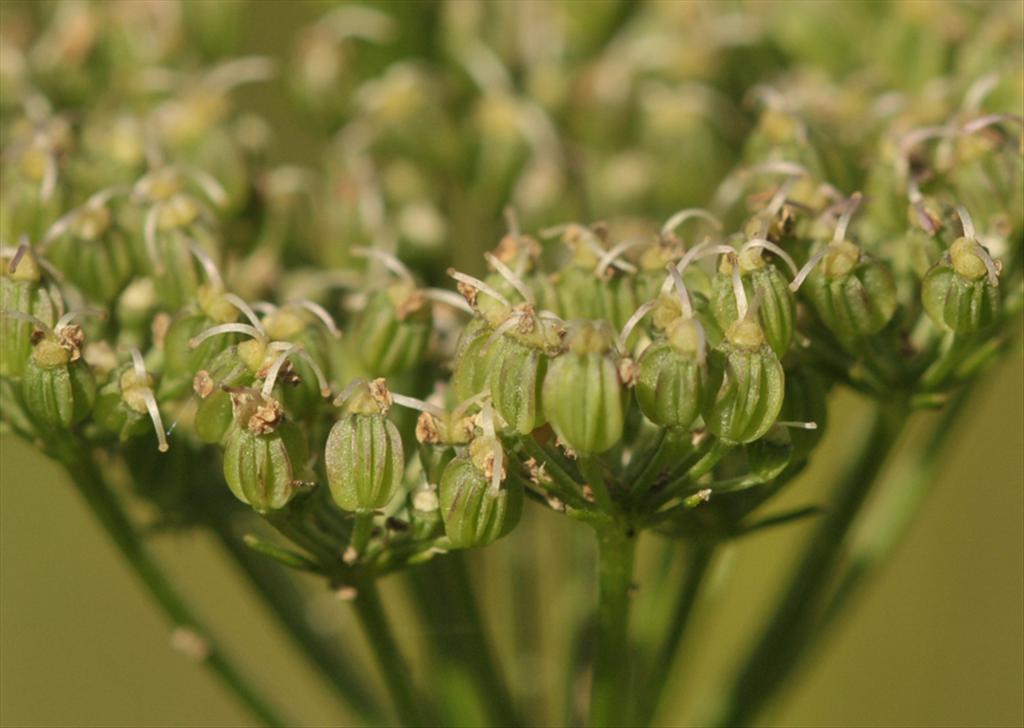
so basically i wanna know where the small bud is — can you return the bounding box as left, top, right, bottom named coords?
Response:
left=711, top=242, right=796, bottom=357
left=1, top=243, right=61, bottom=377
left=16, top=313, right=98, bottom=430
left=792, top=195, right=897, bottom=350
left=325, top=380, right=404, bottom=512
left=636, top=318, right=707, bottom=430
left=438, top=445, right=523, bottom=549
left=702, top=319, right=785, bottom=444
left=541, top=321, right=627, bottom=455
left=922, top=209, right=1001, bottom=335
left=222, top=391, right=308, bottom=513
left=486, top=306, right=563, bottom=435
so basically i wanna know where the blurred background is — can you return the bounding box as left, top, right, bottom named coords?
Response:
left=1, top=1, right=1022, bottom=726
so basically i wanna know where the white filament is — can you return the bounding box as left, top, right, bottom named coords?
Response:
left=40, top=150, right=57, bottom=202
left=594, top=240, right=643, bottom=277
left=130, top=348, right=169, bottom=452
left=390, top=393, right=448, bottom=419
left=352, top=246, right=414, bottom=285
left=619, top=300, right=658, bottom=352
left=186, top=167, right=228, bottom=209
left=504, top=206, right=521, bottom=239
left=485, top=252, right=534, bottom=304
left=221, top=294, right=266, bottom=332
left=261, top=343, right=331, bottom=398
left=189, top=323, right=264, bottom=348
left=741, top=238, right=799, bottom=277
left=668, top=264, right=694, bottom=319
left=141, top=388, right=170, bottom=452
left=453, top=392, right=489, bottom=419
left=333, top=378, right=367, bottom=408
left=833, top=192, right=863, bottom=244
left=202, top=56, right=276, bottom=92
left=955, top=205, right=976, bottom=241
left=661, top=208, right=722, bottom=238
left=447, top=269, right=511, bottom=307
left=423, top=288, right=474, bottom=314
left=55, top=309, right=105, bottom=330
left=481, top=311, right=527, bottom=356
left=730, top=257, right=748, bottom=320
left=777, top=420, right=818, bottom=430
left=659, top=242, right=737, bottom=295
left=292, top=299, right=342, bottom=338
left=962, top=113, right=1024, bottom=134
left=188, top=243, right=224, bottom=289
left=789, top=246, right=830, bottom=292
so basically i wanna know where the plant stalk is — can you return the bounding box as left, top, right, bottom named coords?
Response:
left=637, top=543, right=715, bottom=726
left=57, top=447, right=286, bottom=727
left=350, top=577, right=431, bottom=727
left=588, top=525, right=638, bottom=728
left=211, top=520, right=387, bottom=725
left=408, top=553, right=520, bottom=726
left=712, top=401, right=909, bottom=726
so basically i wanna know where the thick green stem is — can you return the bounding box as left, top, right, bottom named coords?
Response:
left=57, top=449, right=286, bottom=727
left=637, top=544, right=715, bottom=726
left=713, top=401, right=909, bottom=726
left=588, top=525, right=638, bottom=728
left=211, top=520, right=387, bottom=725
left=578, top=456, right=616, bottom=515
left=408, top=553, right=520, bottom=726
left=817, top=387, right=973, bottom=635
left=351, top=578, right=431, bottom=727
left=351, top=511, right=375, bottom=557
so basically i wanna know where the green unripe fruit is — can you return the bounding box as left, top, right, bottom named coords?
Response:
left=94, top=369, right=152, bottom=443
left=223, top=392, right=308, bottom=513
left=352, top=284, right=431, bottom=376
left=325, top=382, right=404, bottom=512
left=452, top=317, right=494, bottom=402
left=486, top=307, right=562, bottom=435
left=192, top=345, right=256, bottom=444
left=45, top=202, right=132, bottom=305
left=22, top=332, right=96, bottom=430
left=542, top=321, right=626, bottom=455
left=801, top=241, right=897, bottom=350
left=438, top=441, right=523, bottom=549
left=1, top=252, right=60, bottom=378
left=489, top=336, right=547, bottom=434
left=162, top=284, right=240, bottom=393
left=553, top=266, right=605, bottom=322
left=635, top=317, right=706, bottom=429
left=711, top=250, right=794, bottom=357
left=702, top=320, right=784, bottom=444
left=922, top=237, right=1001, bottom=334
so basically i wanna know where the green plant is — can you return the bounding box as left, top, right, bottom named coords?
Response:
left=1, top=2, right=1021, bottom=726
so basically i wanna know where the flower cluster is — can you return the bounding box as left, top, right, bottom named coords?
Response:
left=0, top=2, right=1021, bottom=726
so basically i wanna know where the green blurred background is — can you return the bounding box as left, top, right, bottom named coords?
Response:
left=1, top=1, right=1023, bottom=726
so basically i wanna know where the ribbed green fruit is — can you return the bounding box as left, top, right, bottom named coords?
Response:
left=542, top=322, right=625, bottom=455
left=325, top=412, right=404, bottom=512
left=802, top=241, right=897, bottom=350
left=438, top=454, right=523, bottom=549
left=224, top=420, right=308, bottom=513
left=922, top=238, right=1000, bottom=335
left=635, top=318, right=706, bottom=430
left=22, top=342, right=96, bottom=430
left=352, top=285, right=431, bottom=376
left=702, top=320, right=784, bottom=444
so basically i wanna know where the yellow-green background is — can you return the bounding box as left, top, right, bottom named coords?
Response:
left=2, top=1, right=1023, bottom=725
